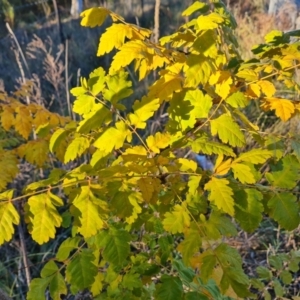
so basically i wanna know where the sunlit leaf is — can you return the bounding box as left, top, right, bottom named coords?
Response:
left=163, top=204, right=191, bottom=233
left=205, top=178, right=234, bottom=216
left=210, top=115, right=245, bottom=147
left=80, top=7, right=110, bottom=28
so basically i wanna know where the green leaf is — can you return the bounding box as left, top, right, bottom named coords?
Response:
left=102, top=227, right=131, bottom=266
left=155, top=275, right=183, bottom=300
left=226, top=91, right=249, bottom=108
left=273, top=279, right=284, bottom=297
left=172, top=259, right=195, bottom=283
left=198, top=252, right=216, bottom=283
left=215, top=244, right=249, bottom=296
left=0, top=190, right=19, bottom=245
left=49, top=272, right=67, bottom=300
left=66, top=249, right=98, bottom=290
left=266, top=155, right=300, bottom=189
left=205, top=178, right=234, bottom=216
left=28, top=193, right=63, bottom=244
left=27, top=278, right=51, bottom=300
left=210, top=115, right=245, bottom=147
left=56, top=237, right=82, bottom=261
left=185, top=292, right=209, bottom=300
left=291, top=139, right=300, bottom=161
left=103, top=70, right=133, bottom=104
left=208, top=212, right=238, bottom=237
left=40, top=261, right=67, bottom=300
left=234, top=189, right=263, bottom=232
left=177, top=226, right=201, bottom=265
left=122, top=272, right=142, bottom=290
left=280, top=270, right=293, bottom=285
left=268, top=192, right=300, bottom=230
left=64, top=136, right=90, bottom=164
left=256, top=266, right=272, bottom=280
left=163, top=204, right=191, bottom=234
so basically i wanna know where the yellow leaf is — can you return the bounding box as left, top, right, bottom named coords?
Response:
left=126, top=192, right=142, bottom=224
left=209, top=71, right=232, bottom=99
left=28, top=193, right=62, bottom=244
left=257, top=80, right=276, bottom=97
left=64, top=136, right=90, bottom=164
left=234, top=149, right=273, bottom=164
left=0, top=151, right=19, bottom=191
left=18, top=139, right=49, bottom=167
left=264, top=97, right=295, bottom=121
left=182, top=1, right=207, bottom=16
left=185, top=54, right=213, bottom=87
left=149, top=66, right=183, bottom=100
left=98, top=23, right=135, bottom=56
left=231, top=163, right=256, bottom=184
left=146, top=132, right=171, bottom=153
left=15, top=106, right=32, bottom=139
left=80, top=7, right=110, bottom=28
left=98, top=23, right=151, bottom=56
left=205, top=177, right=234, bottom=216
left=210, top=114, right=245, bottom=147
left=0, top=190, right=19, bottom=245
left=163, top=204, right=190, bottom=234
left=178, top=158, right=197, bottom=172
left=196, top=13, right=224, bottom=30
left=110, top=40, right=148, bottom=73
left=1, top=105, right=15, bottom=131
left=236, top=69, right=258, bottom=82
left=247, top=83, right=261, bottom=98
left=214, top=155, right=232, bottom=176
left=72, top=186, right=105, bottom=237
